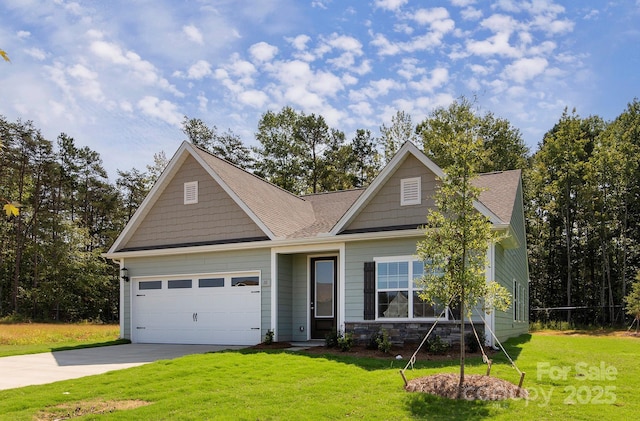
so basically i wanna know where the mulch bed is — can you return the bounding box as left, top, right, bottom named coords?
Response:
left=405, top=373, right=527, bottom=400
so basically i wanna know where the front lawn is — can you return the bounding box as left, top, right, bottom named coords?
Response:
left=0, top=323, right=122, bottom=357
left=0, top=333, right=637, bottom=420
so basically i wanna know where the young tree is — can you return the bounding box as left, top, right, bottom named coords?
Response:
left=415, top=106, right=510, bottom=395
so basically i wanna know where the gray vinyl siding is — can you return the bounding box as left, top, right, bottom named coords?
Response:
left=344, top=236, right=489, bottom=323
left=123, top=155, right=266, bottom=250
left=346, top=155, right=439, bottom=232
left=123, top=247, right=272, bottom=339
left=493, top=180, right=529, bottom=341
left=277, top=254, right=293, bottom=342
left=344, top=236, right=423, bottom=321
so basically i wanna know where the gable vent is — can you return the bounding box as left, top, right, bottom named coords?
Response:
left=184, top=181, right=198, bottom=205
left=401, top=177, right=421, bottom=206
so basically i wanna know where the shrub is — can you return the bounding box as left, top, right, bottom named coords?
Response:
left=465, top=331, right=486, bottom=353
left=337, top=332, right=354, bottom=352
left=263, top=329, right=274, bottom=345
left=425, top=335, right=450, bottom=355
left=376, top=329, right=392, bottom=353
left=325, top=330, right=339, bottom=348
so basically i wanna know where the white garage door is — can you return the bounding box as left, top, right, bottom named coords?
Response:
left=132, top=272, right=261, bottom=345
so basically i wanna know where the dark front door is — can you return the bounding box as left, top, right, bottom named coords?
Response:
left=310, top=257, right=337, bottom=339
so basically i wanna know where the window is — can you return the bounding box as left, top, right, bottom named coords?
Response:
left=199, top=278, right=224, bottom=288
left=139, top=281, right=162, bottom=290
left=184, top=181, right=198, bottom=204
left=231, top=276, right=259, bottom=286
left=376, top=257, right=448, bottom=320
left=401, top=177, right=421, bottom=206
left=168, top=279, right=192, bottom=289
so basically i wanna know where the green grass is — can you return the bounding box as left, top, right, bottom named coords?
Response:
left=0, top=333, right=638, bottom=420
left=0, top=323, right=123, bottom=357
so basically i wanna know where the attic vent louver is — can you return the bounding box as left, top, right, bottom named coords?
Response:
left=401, top=177, right=421, bottom=206
left=184, top=181, right=198, bottom=205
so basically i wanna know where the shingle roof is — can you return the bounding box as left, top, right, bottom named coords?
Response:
left=193, top=144, right=520, bottom=238
left=474, top=169, right=521, bottom=224
left=192, top=146, right=314, bottom=238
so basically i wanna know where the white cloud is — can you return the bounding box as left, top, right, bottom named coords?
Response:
left=503, top=57, right=548, bottom=84
left=467, top=31, right=521, bottom=58
left=409, top=67, right=448, bottom=92
left=90, top=40, right=181, bottom=96
left=238, top=90, right=269, bottom=108
left=325, top=34, right=363, bottom=54
left=24, top=48, right=47, bottom=60
left=397, top=58, right=427, bottom=80
left=137, top=96, right=182, bottom=126
left=249, top=42, right=278, bottom=63
left=187, top=60, right=212, bottom=79
left=183, top=24, right=204, bottom=45
left=374, top=0, right=408, bottom=11
left=288, top=34, right=312, bottom=51
left=452, top=0, right=476, bottom=6
left=349, top=101, right=374, bottom=116
left=17, top=30, right=30, bottom=39
left=461, top=7, right=483, bottom=20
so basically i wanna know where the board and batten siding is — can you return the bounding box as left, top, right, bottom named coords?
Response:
left=493, top=180, right=529, bottom=341
left=345, top=155, right=439, bottom=232
left=122, top=247, right=272, bottom=340
left=123, top=155, right=266, bottom=250
left=291, top=254, right=309, bottom=341
left=276, top=254, right=293, bottom=342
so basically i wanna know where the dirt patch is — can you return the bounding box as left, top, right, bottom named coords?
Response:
left=34, top=399, right=151, bottom=420
left=405, top=373, right=527, bottom=401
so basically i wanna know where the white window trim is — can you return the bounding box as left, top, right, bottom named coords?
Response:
left=401, top=177, right=421, bottom=206
left=373, top=255, right=450, bottom=321
left=184, top=181, right=198, bottom=205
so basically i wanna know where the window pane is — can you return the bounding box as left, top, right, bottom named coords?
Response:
left=315, top=260, right=335, bottom=318
left=231, top=276, right=259, bottom=286
left=139, top=281, right=161, bottom=290
left=199, top=278, right=224, bottom=288
left=168, top=279, right=192, bottom=289
left=448, top=304, right=461, bottom=320
left=378, top=291, right=408, bottom=318
left=413, top=292, right=446, bottom=318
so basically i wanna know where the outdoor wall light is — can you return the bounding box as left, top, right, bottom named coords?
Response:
left=121, top=267, right=129, bottom=282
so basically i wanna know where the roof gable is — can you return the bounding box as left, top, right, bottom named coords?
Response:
left=330, top=142, right=504, bottom=235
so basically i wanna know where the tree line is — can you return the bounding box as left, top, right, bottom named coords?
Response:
left=1, top=98, right=639, bottom=325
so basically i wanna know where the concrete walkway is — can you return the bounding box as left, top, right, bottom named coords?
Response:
left=0, top=343, right=243, bottom=390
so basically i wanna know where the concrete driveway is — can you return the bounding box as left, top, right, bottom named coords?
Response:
left=0, top=343, right=244, bottom=390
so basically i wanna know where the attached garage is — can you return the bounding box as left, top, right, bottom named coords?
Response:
left=131, top=272, right=261, bottom=345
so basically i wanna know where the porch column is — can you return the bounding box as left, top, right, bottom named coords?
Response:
left=270, top=249, right=278, bottom=342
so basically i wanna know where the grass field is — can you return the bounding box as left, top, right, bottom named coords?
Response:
left=0, top=328, right=638, bottom=420
left=0, top=323, right=122, bottom=357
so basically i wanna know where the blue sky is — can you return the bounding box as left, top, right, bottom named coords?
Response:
left=1, top=0, right=639, bottom=178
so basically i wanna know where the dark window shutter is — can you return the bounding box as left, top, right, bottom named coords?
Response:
left=364, top=261, right=376, bottom=320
